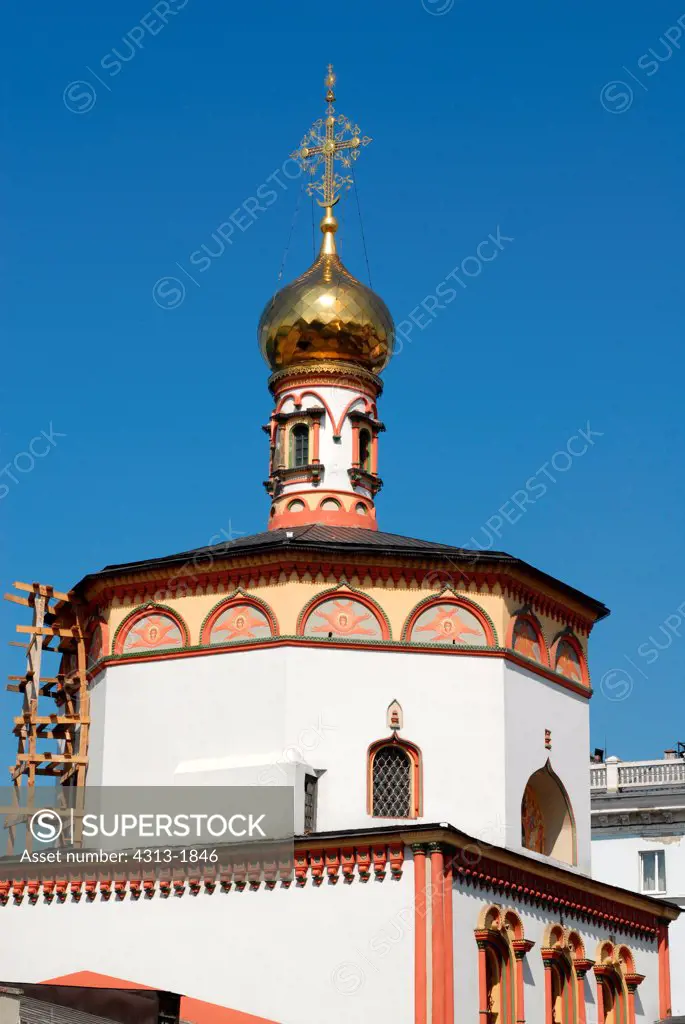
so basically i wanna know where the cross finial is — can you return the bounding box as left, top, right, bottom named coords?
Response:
left=291, top=66, right=372, bottom=212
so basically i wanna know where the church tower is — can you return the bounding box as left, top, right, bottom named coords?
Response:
left=259, top=67, right=393, bottom=530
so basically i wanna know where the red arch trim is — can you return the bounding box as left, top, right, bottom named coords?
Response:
left=551, top=632, right=589, bottom=686
left=403, top=596, right=496, bottom=646
left=506, top=612, right=550, bottom=667
left=114, top=606, right=189, bottom=655
left=201, top=595, right=279, bottom=645
left=298, top=589, right=390, bottom=640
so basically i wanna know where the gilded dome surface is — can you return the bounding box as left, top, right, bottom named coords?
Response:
left=258, top=238, right=395, bottom=375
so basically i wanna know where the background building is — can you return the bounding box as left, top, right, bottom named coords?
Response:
left=592, top=749, right=685, bottom=1015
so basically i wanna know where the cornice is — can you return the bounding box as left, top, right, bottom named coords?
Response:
left=78, top=559, right=597, bottom=635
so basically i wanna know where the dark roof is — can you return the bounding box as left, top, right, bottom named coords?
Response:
left=79, top=525, right=609, bottom=619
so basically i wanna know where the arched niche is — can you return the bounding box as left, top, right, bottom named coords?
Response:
left=521, top=760, right=576, bottom=865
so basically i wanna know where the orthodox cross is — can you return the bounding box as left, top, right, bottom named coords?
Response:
left=292, top=65, right=372, bottom=207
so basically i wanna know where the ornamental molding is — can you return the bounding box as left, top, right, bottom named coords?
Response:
left=199, top=589, right=279, bottom=643
left=401, top=588, right=499, bottom=646
left=269, top=362, right=383, bottom=398
left=82, top=563, right=595, bottom=635
left=111, top=602, right=189, bottom=655
left=0, top=842, right=405, bottom=907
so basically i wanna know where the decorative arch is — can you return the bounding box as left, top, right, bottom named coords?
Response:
left=521, top=760, right=577, bottom=865
left=551, top=631, right=589, bottom=686
left=542, top=926, right=578, bottom=1024
left=593, top=941, right=643, bottom=1024
left=298, top=585, right=390, bottom=642
left=508, top=609, right=549, bottom=666
left=114, top=604, right=189, bottom=656
left=402, top=591, right=497, bottom=647
left=201, top=592, right=278, bottom=646
left=475, top=904, right=525, bottom=1024
left=367, top=735, right=422, bottom=818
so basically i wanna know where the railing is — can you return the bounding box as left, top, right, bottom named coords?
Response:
left=618, top=760, right=685, bottom=787
left=591, top=758, right=685, bottom=792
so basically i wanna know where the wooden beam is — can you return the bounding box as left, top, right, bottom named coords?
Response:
left=12, top=582, right=71, bottom=602
left=16, top=625, right=82, bottom=640
left=15, top=754, right=87, bottom=764
left=13, top=715, right=85, bottom=726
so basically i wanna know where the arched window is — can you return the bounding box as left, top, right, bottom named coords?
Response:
left=290, top=424, right=309, bottom=468
left=359, top=428, right=372, bottom=472
left=594, top=942, right=641, bottom=1024
left=521, top=760, right=576, bottom=865
left=475, top=907, right=518, bottom=1024
left=542, top=926, right=579, bottom=1024
left=368, top=738, right=421, bottom=818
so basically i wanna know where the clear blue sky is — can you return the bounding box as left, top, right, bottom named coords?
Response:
left=2, top=0, right=684, bottom=765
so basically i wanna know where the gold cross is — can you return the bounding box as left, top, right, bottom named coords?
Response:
left=292, top=65, right=372, bottom=208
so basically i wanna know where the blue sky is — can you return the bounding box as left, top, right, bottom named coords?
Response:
left=2, top=0, right=685, bottom=765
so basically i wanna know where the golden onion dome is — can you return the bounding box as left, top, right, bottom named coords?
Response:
left=258, top=211, right=394, bottom=374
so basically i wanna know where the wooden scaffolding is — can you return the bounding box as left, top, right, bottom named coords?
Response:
left=3, top=581, right=90, bottom=853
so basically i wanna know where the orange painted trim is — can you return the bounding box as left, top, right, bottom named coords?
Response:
left=200, top=595, right=279, bottom=644
left=298, top=588, right=391, bottom=641
left=658, top=922, right=672, bottom=1019
left=430, top=846, right=445, bottom=1024
left=367, top=735, right=422, bottom=818
left=414, top=846, right=428, bottom=1024
left=443, top=855, right=454, bottom=1024
left=93, top=642, right=594, bottom=697
left=543, top=961, right=553, bottom=1024
left=477, top=944, right=489, bottom=1023
left=550, top=631, right=589, bottom=687
left=403, top=593, right=498, bottom=647
left=506, top=611, right=550, bottom=668
left=113, top=604, right=189, bottom=655
left=269, top=506, right=378, bottom=530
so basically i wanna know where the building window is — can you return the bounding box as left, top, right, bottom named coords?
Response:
left=373, top=746, right=410, bottom=816
left=640, top=850, right=666, bottom=893
left=290, top=424, right=309, bottom=467
left=304, top=774, right=318, bottom=833
left=359, top=428, right=372, bottom=472
left=368, top=739, right=421, bottom=818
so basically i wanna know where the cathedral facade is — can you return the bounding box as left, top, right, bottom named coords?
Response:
left=0, top=68, right=677, bottom=1024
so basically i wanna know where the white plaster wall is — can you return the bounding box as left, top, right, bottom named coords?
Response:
left=453, top=884, right=661, bottom=1024
left=593, top=834, right=685, bottom=1013
left=0, top=865, right=414, bottom=1024
left=503, top=662, right=591, bottom=874
left=88, top=647, right=509, bottom=843
left=279, top=386, right=371, bottom=497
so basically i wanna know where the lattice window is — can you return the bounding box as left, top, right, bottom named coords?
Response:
left=372, top=746, right=411, bottom=817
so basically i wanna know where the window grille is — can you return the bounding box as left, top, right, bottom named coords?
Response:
left=372, top=746, right=411, bottom=817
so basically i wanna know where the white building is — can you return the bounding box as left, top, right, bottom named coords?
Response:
left=592, top=751, right=685, bottom=1016
left=0, top=66, right=678, bottom=1024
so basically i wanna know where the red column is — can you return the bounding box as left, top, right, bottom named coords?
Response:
left=515, top=953, right=525, bottom=1023
left=543, top=960, right=553, bottom=1024
left=443, top=855, right=454, bottom=1024
left=413, top=845, right=428, bottom=1024
left=371, top=431, right=379, bottom=475
left=477, top=943, right=489, bottom=1022
left=312, top=417, right=320, bottom=462
left=574, top=962, right=594, bottom=1024
left=594, top=972, right=606, bottom=1024
left=658, top=922, right=672, bottom=1019
left=429, top=844, right=445, bottom=1024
